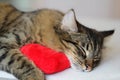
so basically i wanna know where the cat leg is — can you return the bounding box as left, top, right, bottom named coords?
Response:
left=0, top=46, right=45, bottom=80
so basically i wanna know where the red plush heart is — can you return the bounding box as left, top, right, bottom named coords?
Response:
left=20, top=44, right=70, bottom=74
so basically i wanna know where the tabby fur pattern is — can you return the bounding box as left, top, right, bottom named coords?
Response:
left=0, top=3, right=114, bottom=80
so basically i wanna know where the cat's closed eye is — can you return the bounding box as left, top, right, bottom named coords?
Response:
left=86, top=43, right=92, bottom=51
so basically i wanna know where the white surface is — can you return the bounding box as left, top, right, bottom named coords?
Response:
left=0, top=18, right=120, bottom=80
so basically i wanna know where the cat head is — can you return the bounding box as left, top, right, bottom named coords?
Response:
left=57, top=9, right=114, bottom=72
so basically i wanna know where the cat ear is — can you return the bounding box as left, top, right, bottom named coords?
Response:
left=100, top=30, right=115, bottom=38
left=61, top=9, right=78, bottom=33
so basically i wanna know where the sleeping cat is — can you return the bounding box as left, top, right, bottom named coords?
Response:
left=0, top=3, right=114, bottom=80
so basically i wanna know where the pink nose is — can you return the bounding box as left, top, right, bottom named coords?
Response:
left=82, top=64, right=93, bottom=72
left=84, top=59, right=93, bottom=72
left=86, top=65, right=92, bottom=72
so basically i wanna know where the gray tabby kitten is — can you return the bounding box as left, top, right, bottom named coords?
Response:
left=0, top=3, right=114, bottom=80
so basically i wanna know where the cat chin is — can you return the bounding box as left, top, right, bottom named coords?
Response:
left=70, top=63, right=83, bottom=72
left=69, top=59, right=92, bottom=72
left=65, top=53, right=84, bottom=71
left=68, top=59, right=83, bottom=71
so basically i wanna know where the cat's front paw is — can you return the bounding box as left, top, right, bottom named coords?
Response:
left=20, top=69, right=45, bottom=80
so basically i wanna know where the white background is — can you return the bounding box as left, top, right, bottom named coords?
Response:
left=1, top=0, right=120, bottom=19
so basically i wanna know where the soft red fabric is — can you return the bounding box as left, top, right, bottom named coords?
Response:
left=20, top=44, right=70, bottom=74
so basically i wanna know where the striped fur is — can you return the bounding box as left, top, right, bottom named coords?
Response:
left=0, top=3, right=114, bottom=80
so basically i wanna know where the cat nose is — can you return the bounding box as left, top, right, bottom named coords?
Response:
left=83, top=60, right=93, bottom=72
left=85, top=64, right=92, bottom=72
left=82, top=64, right=92, bottom=72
